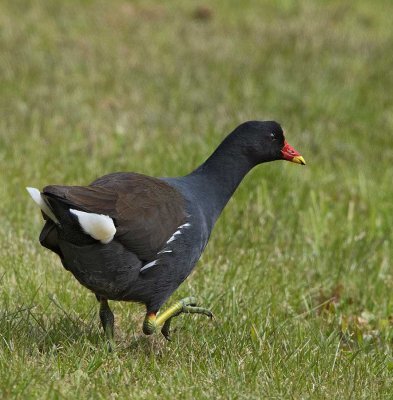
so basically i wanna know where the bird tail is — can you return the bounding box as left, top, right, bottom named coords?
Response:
left=27, top=185, right=116, bottom=244
left=26, top=187, right=60, bottom=224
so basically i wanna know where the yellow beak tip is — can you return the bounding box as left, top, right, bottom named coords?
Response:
left=292, top=156, right=306, bottom=165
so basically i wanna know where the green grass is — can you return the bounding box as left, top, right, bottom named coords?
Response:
left=1, top=0, right=393, bottom=398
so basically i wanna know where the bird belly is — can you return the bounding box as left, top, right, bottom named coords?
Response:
left=58, top=240, right=142, bottom=300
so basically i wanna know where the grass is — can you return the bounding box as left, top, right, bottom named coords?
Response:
left=1, top=0, right=393, bottom=398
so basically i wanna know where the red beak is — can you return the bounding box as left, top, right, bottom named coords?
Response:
left=281, top=141, right=306, bottom=165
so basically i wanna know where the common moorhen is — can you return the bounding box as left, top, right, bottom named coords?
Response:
left=27, top=121, right=305, bottom=344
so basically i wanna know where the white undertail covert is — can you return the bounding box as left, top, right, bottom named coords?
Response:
left=70, top=209, right=116, bottom=244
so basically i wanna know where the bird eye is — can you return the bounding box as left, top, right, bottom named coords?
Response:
left=270, top=133, right=276, bottom=140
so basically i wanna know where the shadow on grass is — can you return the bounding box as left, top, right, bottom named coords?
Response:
left=0, top=302, right=102, bottom=353
left=0, top=303, right=177, bottom=357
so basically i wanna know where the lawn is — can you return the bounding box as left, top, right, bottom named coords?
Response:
left=1, top=0, right=393, bottom=398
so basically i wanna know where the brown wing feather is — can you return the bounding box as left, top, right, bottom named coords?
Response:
left=43, top=173, right=186, bottom=261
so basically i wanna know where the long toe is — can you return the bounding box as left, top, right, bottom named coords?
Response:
left=179, top=296, right=198, bottom=307
left=183, top=305, right=213, bottom=319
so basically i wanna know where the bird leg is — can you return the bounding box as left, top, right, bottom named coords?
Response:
left=99, top=298, right=115, bottom=350
left=142, top=296, right=213, bottom=340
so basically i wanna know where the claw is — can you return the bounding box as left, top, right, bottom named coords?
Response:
left=161, top=329, right=172, bottom=341
left=161, top=319, right=172, bottom=340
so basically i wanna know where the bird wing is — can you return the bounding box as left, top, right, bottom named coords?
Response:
left=42, top=172, right=187, bottom=261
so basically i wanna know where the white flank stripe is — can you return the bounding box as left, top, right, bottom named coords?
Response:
left=166, top=222, right=191, bottom=244
left=140, top=260, right=157, bottom=272
left=26, top=187, right=59, bottom=224
left=140, top=222, right=191, bottom=273
left=166, top=235, right=177, bottom=244
left=158, top=249, right=173, bottom=254
left=70, top=209, right=116, bottom=244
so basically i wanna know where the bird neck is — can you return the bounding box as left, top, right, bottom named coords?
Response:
left=187, top=139, right=257, bottom=226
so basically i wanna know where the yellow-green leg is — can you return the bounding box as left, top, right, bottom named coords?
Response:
left=99, top=299, right=115, bottom=351
left=143, top=297, right=213, bottom=340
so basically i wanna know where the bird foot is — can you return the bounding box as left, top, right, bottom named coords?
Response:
left=143, top=297, right=213, bottom=340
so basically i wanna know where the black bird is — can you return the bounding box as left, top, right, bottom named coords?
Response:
left=27, top=121, right=305, bottom=344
